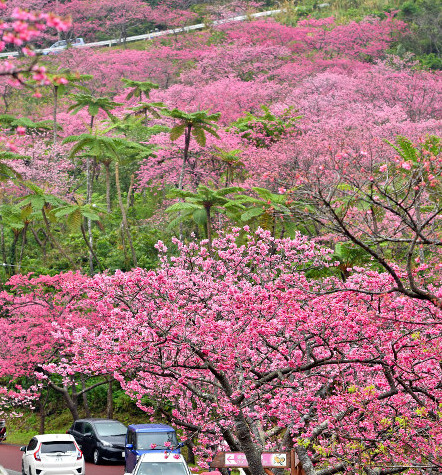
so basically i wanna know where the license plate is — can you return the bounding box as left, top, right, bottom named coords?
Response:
left=122, top=452, right=125, bottom=458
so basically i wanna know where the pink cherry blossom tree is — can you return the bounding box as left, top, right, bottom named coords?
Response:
left=41, top=228, right=442, bottom=474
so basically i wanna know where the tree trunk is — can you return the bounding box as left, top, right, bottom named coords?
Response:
left=86, top=115, right=96, bottom=274
left=41, top=208, right=76, bottom=268
left=9, top=230, right=20, bottom=275
left=177, top=125, right=192, bottom=240
left=184, top=432, right=196, bottom=465
left=48, top=382, right=80, bottom=421
left=178, top=125, right=192, bottom=190
left=38, top=387, right=50, bottom=434
left=205, top=205, right=212, bottom=251
left=295, top=446, right=316, bottom=475
left=0, top=217, right=6, bottom=268
left=31, top=227, right=47, bottom=263
left=81, top=223, right=102, bottom=271
left=120, top=224, right=128, bottom=266
left=81, top=374, right=92, bottom=418
left=53, top=86, right=59, bottom=144
left=106, top=376, right=113, bottom=419
left=86, top=157, right=94, bottom=275
left=126, top=174, right=134, bottom=209
left=234, top=411, right=266, bottom=475
left=2, top=91, right=9, bottom=113
left=115, top=161, right=137, bottom=267
left=105, top=162, right=111, bottom=213
left=17, top=222, right=28, bottom=273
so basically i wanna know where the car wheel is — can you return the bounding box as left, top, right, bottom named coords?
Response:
left=93, top=448, right=102, bottom=465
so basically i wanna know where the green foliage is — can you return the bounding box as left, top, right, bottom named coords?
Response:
left=67, top=94, right=123, bottom=120
left=418, top=53, right=442, bottom=70
left=238, top=187, right=300, bottom=237
left=165, top=108, right=221, bottom=146
left=0, top=114, right=55, bottom=135
left=395, top=0, right=442, bottom=68
left=121, top=78, right=159, bottom=101
left=386, top=134, right=441, bottom=163
left=166, top=185, right=245, bottom=239
left=229, top=105, right=301, bottom=148
left=205, top=28, right=228, bottom=45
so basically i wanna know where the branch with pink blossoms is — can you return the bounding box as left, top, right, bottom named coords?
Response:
left=0, top=5, right=71, bottom=83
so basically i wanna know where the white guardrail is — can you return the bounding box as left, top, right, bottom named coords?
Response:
left=0, top=10, right=281, bottom=58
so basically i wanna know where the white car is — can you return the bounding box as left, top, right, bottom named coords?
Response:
left=20, top=433, right=85, bottom=475
left=126, top=452, right=192, bottom=475
left=42, top=38, right=85, bottom=55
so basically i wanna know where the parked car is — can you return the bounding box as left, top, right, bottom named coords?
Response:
left=42, top=38, right=85, bottom=55
left=20, top=433, right=84, bottom=475
left=125, top=424, right=179, bottom=473
left=67, top=418, right=127, bottom=464
left=0, top=419, right=6, bottom=442
left=125, top=452, right=191, bottom=475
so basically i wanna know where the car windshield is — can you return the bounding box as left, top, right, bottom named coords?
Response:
left=136, top=462, right=187, bottom=475
left=94, top=421, right=127, bottom=437
left=52, top=41, right=66, bottom=47
left=41, top=442, right=76, bottom=453
left=136, top=432, right=178, bottom=450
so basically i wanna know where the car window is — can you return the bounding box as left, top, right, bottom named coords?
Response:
left=94, top=421, right=126, bottom=437
left=84, top=423, right=93, bottom=435
left=136, top=432, right=177, bottom=450
left=27, top=438, right=38, bottom=451
left=41, top=441, right=76, bottom=453
left=127, top=430, right=135, bottom=445
left=74, top=422, right=83, bottom=433
left=136, top=462, right=188, bottom=475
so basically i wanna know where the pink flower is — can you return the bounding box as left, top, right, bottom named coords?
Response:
left=164, top=441, right=171, bottom=447
left=173, top=454, right=180, bottom=459
left=150, top=443, right=157, bottom=449
left=401, top=161, right=412, bottom=170
left=16, top=126, right=26, bottom=136
left=379, top=164, right=387, bottom=172
left=21, top=47, right=35, bottom=57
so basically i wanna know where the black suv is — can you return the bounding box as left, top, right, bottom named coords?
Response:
left=67, top=418, right=127, bottom=464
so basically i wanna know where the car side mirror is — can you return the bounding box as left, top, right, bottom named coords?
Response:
left=125, top=443, right=133, bottom=449
left=20, top=446, right=26, bottom=452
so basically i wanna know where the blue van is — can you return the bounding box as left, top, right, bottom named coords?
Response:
left=125, top=424, right=180, bottom=473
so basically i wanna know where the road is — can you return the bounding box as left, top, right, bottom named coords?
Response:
left=0, top=9, right=281, bottom=57
left=0, top=443, right=125, bottom=475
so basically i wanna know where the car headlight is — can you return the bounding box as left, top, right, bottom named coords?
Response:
left=100, top=440, right=112, bottom=447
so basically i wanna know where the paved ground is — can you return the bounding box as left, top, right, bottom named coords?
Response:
left=0, top=443, right=125, bottom=475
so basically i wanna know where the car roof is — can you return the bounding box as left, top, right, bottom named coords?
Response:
left=138, top=453, right=186, bottom=463
left=34, top=434, right=76, bottom=442
left=76, top=418, right=125, bottom=424
left=128, top=423, right=175, bottom=432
